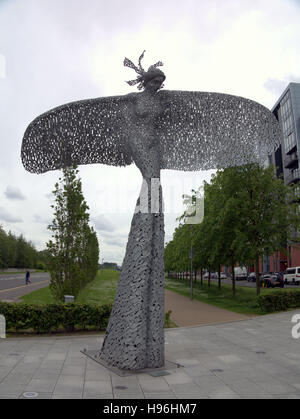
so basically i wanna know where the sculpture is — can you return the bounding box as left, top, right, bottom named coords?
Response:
left=21, top=51, right=281, bottom=371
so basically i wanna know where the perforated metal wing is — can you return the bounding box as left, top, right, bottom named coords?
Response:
left=156, top=90, right=281, bottom=171
left=22, top=89, right=281, bottom=175
left=21, top=95, right=133, bottom=174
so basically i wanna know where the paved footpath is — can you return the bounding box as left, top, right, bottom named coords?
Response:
left=165, top=289, right=252, bottom=326
left=0, top=309, right=300, bottom=399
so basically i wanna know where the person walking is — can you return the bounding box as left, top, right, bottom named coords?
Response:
left=25, top=270, right=31, bottom=285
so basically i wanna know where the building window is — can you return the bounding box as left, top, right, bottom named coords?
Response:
left=284, top=131, right=296, bottom=153
left=279, top=92, right=296, bottom=154
left=279, top=91, right=295, bottom=147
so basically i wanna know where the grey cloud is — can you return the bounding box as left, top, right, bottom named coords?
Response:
left=100, top=230, right=128, bottom=240
left=264, top=77, right=300, bottom=97
left=32, top=239, right=42, bottom=247
left=4, top=186, right=26, bottom=201
left=103, top=237, right=127, bottom=247
left=33, top=214, right=51, bottom=224
left=264, top=79, right=288, bottom=96
left=0, top=207, right=22, bottom=223
left=93, top=215, right=115, bottom=232
left=102, top=248, right=125, bottom=264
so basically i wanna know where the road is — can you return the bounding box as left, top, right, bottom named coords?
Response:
left=0, top=272, right=50, bottom=302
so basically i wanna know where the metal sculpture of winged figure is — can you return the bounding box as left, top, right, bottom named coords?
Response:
left=21, top=51, right=281, bottom=371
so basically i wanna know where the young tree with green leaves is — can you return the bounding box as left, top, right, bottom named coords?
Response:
left=205, top=164, right=300, bottom=295
left=47, top=166, right=99, bottom=301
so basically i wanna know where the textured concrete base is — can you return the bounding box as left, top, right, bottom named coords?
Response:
left=81, top=349, right=182, bottom=377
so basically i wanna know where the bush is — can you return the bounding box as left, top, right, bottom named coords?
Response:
left=258, top=291, right=300, bottom=312
left=0, top=302, right=112, bottom=334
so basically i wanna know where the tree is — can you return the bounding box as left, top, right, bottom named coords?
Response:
left=165, top=163, right=300, bottom=298
left=204, top=164, right=300, bottom=295
left=0, top=226, right=6, bottom=268
left=0, top=226, right=40, bottom=269
left=203, top=174, right=245, bottom=296
left=47, top=166, right=99, bottom=301
left=6, top=231, right=18, bottom=267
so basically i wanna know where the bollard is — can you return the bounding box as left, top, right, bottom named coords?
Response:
left=64, top=295, right=74, bottom=303
left=0, top=314, right=6, bottom=338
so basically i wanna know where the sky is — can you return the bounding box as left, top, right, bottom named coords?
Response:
left=0, top=0, right=300, bottom=265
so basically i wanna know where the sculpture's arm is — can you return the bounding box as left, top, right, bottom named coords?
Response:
left=21, top=95, right=133, bottom=174
left=156, top=90, right=282, bottom=171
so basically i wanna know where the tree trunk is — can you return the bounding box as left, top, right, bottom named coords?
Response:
left=194, top=270, right=197, bottom=284
left=231, top=259, right=236, bottom=296
left=256, top=253, right=260, bottom=296
left=200, top=268, right=203, bottom=286
left=218, top=264, right=221, bottom=290
left=208, top=269, right=211, bottom=288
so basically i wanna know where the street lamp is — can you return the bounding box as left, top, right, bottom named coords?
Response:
left=189, top=225, right=194, bottom=300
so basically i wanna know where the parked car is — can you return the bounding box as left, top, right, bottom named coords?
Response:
left=247, top=272, right=257, bottom=282
left=203, top=272, right=214, bottom=279
left=234, top=266, right=247, bottom=280
left=212, top=272, right=227, bottom=279
left=283, top=267, right=300, bottom=285
left=273, top=272, right=284, bottom=281
left=260, top=273, right=273, bottom=287
left=264, top=274, right=284, bottom=288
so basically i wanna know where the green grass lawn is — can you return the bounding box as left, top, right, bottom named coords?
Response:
left=21, top=285, right=56, bottom=305
left=21, top=269, right=290, bottom=317
left=165, top=276, right=294, bottom=315
left=76, top=269, right=118, bottom=305
left=21, top=269, right=119, bottom=305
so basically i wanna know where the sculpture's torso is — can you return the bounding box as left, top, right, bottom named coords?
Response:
left=124, top=92, right=162, bottom=179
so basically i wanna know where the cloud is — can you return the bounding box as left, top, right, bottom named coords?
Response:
left=100, top=230, right=128, bottom=239
left=92, top=215, right=115, bottom=232
left=33, top=214, right=51, bottom=225
left=0, top=53, right=5, bottom=79
left=0, top=207, right=22, bottom=223
left=264, top=76, right=300, bottom=98
left=103, top=237, right=126, bottom=247
left=4, top=186, right=26, bottom=200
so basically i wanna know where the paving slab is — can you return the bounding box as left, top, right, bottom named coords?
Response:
left=144, top=391, right=177, bottom=399
left=0, top=308, right=299, bottom=399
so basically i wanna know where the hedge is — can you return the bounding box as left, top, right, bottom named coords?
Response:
left=0, top=302, right=112, bottom=333
left=258, top=290, right=300, bottom=312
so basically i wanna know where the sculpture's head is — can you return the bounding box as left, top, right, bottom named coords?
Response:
left=124, top=50, right=165, bottom=92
